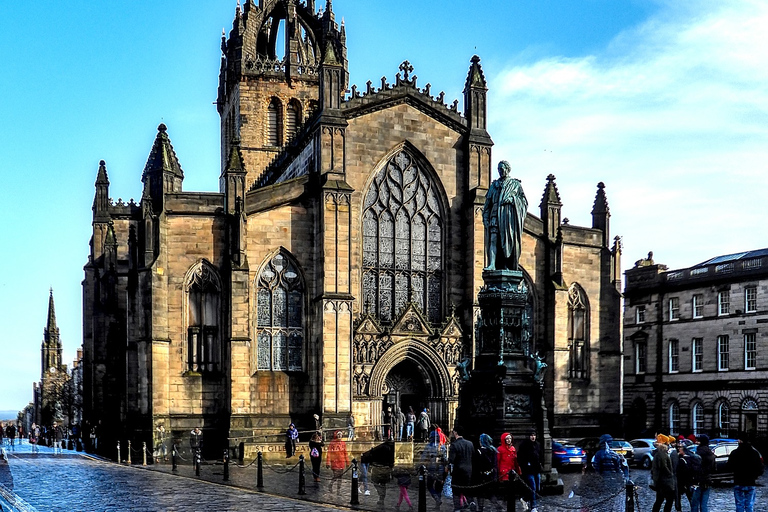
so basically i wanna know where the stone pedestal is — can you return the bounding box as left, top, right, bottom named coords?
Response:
left=456, top=269, right=562, bottom=494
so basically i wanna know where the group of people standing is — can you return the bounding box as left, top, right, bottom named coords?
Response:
left=650, top=432, right=764, bottom=512
left=420, top=426, right=542, bottom=512
left=380, top=406, right=432, bottom=442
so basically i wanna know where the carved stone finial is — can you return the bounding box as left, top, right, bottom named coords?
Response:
left=399, top=60, right=414, bottom=81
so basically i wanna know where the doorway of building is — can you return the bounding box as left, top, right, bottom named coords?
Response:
left=383, top=360, right=428, bottom=439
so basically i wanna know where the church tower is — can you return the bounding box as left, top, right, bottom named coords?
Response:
left=41, top=288, right=62, bottom=375
left=40, top=289, right=67, bottom=426
left=217, top=0, right=348, bottom=189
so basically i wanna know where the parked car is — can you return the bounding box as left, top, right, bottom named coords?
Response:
left=710, top=442, right=764, bottom=482
left=552, top=441, right=587, bottom=469
left=610, top=440, right=634, bottom=461
left=630, top=438, right=658, bottom=468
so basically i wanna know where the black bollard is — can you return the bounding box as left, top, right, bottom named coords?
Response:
left=298, top=454, right=307, bottom=495
left=507, top=470, right=517, bottom=512
left=223, top=449, right=230, bottom=481
left=625, top=479, right=635, bottom=512
left=350, top=458, right=359, bottom=506
left=418, top=464, right=427, bottom=512
left=172, top=444, right=178, bottom=472
left=195, top=449, right=201, bottom=477
left=257, top=451, right=264, bottom=489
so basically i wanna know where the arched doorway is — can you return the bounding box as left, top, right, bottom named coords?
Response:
left=383, top=360, right=428, bottom=422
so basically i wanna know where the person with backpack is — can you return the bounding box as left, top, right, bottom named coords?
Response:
left=675, top=444, right=702, bottom=508
left=308, top=431, right=324, bottom=483
left=694, top=435, right=716, bottom=512
left=727, top=432, right=765, bottom=512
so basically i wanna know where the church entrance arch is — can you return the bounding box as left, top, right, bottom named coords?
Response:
left=368, top=340, right=457, bottom=435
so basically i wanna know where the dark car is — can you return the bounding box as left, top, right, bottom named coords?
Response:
left=710, top=442, right=764, bottom=482
left=552, top=441, right=587, bottom=469
left=575, top=437, right=601, bottom=468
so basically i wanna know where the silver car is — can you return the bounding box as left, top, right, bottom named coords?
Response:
left=630, top=438, right=658, bottom=468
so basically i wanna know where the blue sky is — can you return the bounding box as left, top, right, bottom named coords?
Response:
left=1, top=0, right=766, bottom=412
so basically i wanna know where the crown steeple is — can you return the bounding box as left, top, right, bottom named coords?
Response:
left=42, top=288, right=62, bottom=376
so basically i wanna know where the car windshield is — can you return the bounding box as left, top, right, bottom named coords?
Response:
left=610, top=441, right=631, bottom=449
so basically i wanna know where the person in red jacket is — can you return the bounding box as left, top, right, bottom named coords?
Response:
left=327, top=430, right=350, bottom=492
left=497, top=433, right=521, bottom=481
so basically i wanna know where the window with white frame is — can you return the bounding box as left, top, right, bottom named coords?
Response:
left=692, top=294, right=703, bottom=318
left=745, top=333, right=757, bottom=370
left=669, top=339, right=679, bottom=373
left=745, top=286, right=757, bottom=313
left=635, top=341, right=647, bottom=374
left=636, top=305, right=646, bottom=324
left=718, top=335, right=729, bottom=371
left=669, top=297, right=680, bottom=321
left=669, top=401, right=680, bottom=434
left=692, top=403, right=704, bottom=435
left=718, top=402, right=730, bottom=436
left=718, top=290, right=730, bottom=315
left=692, top=338, right=703, bottom=372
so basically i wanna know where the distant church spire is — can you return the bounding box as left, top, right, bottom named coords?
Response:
left=42, top=288, right=62, bottom=375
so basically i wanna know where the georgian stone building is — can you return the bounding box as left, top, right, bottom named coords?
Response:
left=623, top=249, right=768, bottom=440
left=82, top=0, right=623, bottom=455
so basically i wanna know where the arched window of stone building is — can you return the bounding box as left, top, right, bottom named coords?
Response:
left=718, top=401, right=731, bottom=437
left=362, top=149, right=443, bottom=324
left=185, top=261, right=221, bottom=373
left=256, top=251, right=304, bottom=371
left=692, top=402, right=704, bottom=435
left=567, top=284, right=589, bottom=379
left=285, top=100, right=301, bottom=141
left=267, top=97, right=282, bottom=146
left=669, top=400, right=680, bottom=434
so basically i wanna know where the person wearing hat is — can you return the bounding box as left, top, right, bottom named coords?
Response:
left=694, top=435, right=715, bottom=511
left=726, top=432, right=764, bottom=512
left=285, top=423, right=298, bottom=458
left=593, top=434, right=629, bottom=478
left=518, top=429, right=542, bottom=512
left=327, top=430, right=350, bottom=492
left=651, top=434, right=676, bottom=512
left=675, top=442, right=702, bottom=508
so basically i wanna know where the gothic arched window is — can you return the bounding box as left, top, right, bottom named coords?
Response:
left=267, top=97, right=282, bottom=146
left=256, top=252, right=304, bottom=371
left=567, top=284, right=589, bottom=379
left=362, top=149, right=443, bottom=324
left=286, top=100, right=301, bottom=141
left=185, top=262, right=221, bottom=373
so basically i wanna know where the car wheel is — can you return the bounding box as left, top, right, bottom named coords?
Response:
left=642, top=456, right=651, bottom=469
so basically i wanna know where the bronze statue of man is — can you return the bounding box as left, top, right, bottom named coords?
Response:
left=483, top=161, right=528, bottom=270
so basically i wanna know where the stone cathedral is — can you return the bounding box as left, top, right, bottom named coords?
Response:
left=82, top=0, right=623, bottom=456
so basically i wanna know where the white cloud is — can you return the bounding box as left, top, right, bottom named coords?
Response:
left=489, top=0, right=768, bottom=272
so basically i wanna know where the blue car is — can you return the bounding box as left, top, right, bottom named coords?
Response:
left=552, top=441, right=587, bottom=469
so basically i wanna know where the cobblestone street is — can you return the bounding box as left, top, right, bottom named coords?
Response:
left=1, top=440, right=767, bottom=511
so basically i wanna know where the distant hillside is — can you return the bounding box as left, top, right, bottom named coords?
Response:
left=0, top=410, right=19, bottom=421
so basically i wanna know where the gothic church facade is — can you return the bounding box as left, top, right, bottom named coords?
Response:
left=82, top=0, right=623, bottom=454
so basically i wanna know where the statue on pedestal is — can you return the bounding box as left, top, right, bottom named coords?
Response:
left=483, top=161, right=528, bottom=271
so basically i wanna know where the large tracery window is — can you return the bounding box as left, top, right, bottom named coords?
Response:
left=567, top=284, right=589, bottom=379
left=362, top=150, right=443, bottom=324
left=186, top=262, right=221, bottom=373
left=256, top=252, right=304, bottom=371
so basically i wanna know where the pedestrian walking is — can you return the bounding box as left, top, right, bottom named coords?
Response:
left=676, top=443, right=702, bottom=509
left=446, top=424, right=475, bottom=512
left=417, top=408, right=430, bottom=442
left=497, top=432, right=521, bottom=481
left=190, top=426, right=203, bottom=461
left=476, top=433, right=502, bottom=512
left=309, top=431, right=324, bottom=483
left=726, top=432, right=764, bottom=512
left=29, top=423, right=40, bottom=453
left=327, top=430, right=349, bottom=492
left=155, top=424, right=168, bottom=462
left=0, top=423, right=4, bottom=446
left=651, top=434, right=676, bottom=512
left=396, top=407, right=405, bottom=441
left=6, top=424, right=17, bottom=449
left=394, top=465, right=413, bottom=511
left=669, top=437, right=682, bottom=512
left=694, top=434, right=715, bottom=512
left=285, top=423, right=298, bottom=458
left=346, top=412, right=355, bottom=441
left=406, top=407, right=416, bottom=441
left=593, top=434, right=629, bottom=478
left=52, top=422, right=64, bottom=454
left=362, top=439, right=395, bottom=506
left=420, top=430, right=447, bottom=508
left=518, top=429, right=542, bottom=512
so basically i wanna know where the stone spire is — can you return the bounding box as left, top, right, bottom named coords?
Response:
left=42, top=288, right=62, bottom=375
left=540, top=174, right=562, bottom=239
left=591, top=182, right=610, bottom=246
left=142, top=124, right=184, bottom=212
